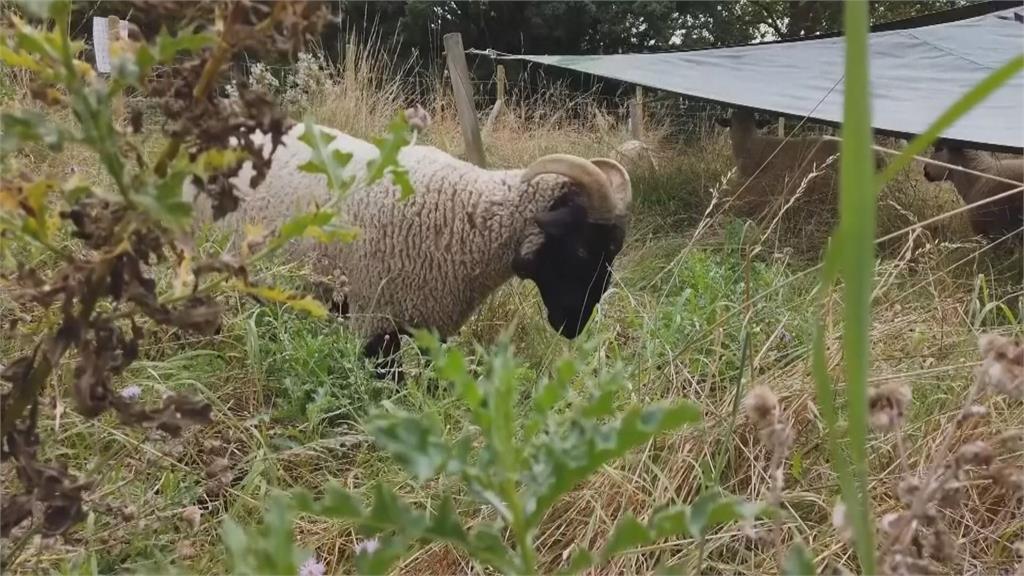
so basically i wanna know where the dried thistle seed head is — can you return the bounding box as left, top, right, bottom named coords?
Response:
left=979, top=333, right=1016, bottom=359
left=921, top=523, right=957, bottom=564
left=868, top=381, right=912, bottom=433
left=878, top=511, right=910, bottom=537
left=744, top=385, right=779, bottom=430
left=995, top=429, right=1024, bottom=452
left=988, top=464, right=1024, bottom=494
left=404, top=103, right=431, bottom=133
left=180, top=506, right=202, bottom=531
left=960, top=404, right=988, bottom=423
left=897, top=477, right=922, bottom=505
left=956, top=441, right=994, bottom=469
left=935, top=480, right=965, bottom=510
left=977, top=334, right=1024, bottom=400
left=760, top=420, right=794, bottom=454
left=881, top=552, right=932, bottom=576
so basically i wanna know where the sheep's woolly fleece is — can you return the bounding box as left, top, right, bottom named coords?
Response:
left=721, top=110, right=884, bottom=213
left=924, top=148, right=1023, bottom=238
left=194, top=123, right=588, bottom=340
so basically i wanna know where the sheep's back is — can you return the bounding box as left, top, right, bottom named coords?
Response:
left=305, top=145, right=527, bottom=339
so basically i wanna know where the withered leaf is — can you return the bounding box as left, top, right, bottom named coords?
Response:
left=1, top=354, right=34, bottom=385
left=0, top=494, right=33, bottom=537
left=114, top=392, right=213, bottom=437
left=72, top=341, right=112, bottom=418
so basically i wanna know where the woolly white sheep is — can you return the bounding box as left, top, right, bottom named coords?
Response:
left=195, top=122, right=632, bottom=377
left=613, top=139, right=658, bottom=172
left=715, top=109, right=884, bottom=212
left=923, top=142, right=1023, bottom=239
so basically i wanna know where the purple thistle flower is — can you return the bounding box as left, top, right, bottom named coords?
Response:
left=120, top=385, right=142, bottom=401
left=298, top=556, right=326, bottom=576
left=354, top=537, right=380, bottom=555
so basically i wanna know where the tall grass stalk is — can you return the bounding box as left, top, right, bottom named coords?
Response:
left=836, top=1, right=876, bottom=572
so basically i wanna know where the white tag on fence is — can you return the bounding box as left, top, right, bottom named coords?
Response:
left=92, top=16, right=111, bottom=73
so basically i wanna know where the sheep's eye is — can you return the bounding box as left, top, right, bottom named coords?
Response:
left=576, top=247, right=589, bottom=259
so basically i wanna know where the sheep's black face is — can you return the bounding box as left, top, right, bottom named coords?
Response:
left=513, top=194, right=625, bottom=339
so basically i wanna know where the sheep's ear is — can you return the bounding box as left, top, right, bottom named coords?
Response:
left=714, top=116, right=731, bottom=128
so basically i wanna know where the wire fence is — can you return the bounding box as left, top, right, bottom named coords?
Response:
left=235, top=58, right=842, bottom=145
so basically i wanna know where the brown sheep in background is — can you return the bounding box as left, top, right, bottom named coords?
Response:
left=715, top=109, right=885, bottom=215
left=923, top=142, right=1023, bottom=240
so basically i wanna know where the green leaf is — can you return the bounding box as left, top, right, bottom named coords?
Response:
left=431, top=495, right=470, bottom=545
left=15, top=179, right=54, bottom=243
left=526, top=400, right=702, bottom=524
left=221, top=495, right=304, bottom=575
left=534, top=357, right=575, bottom=414
left=305, top=483, right=365, bottom=519
left=600, top=515, right=650, bottom=559
left=580, top=385, right=618, bottom=420
left=190, top=148, right=249, bottom=180
left=137, top=170, right=192, bottom=228
left=782, top=541, right=817, bottom=576
left=1, top=111, right=65, bottom=157
left=648, top=504, right=689, bottom=540
left=366, top=111, right=413, bottom=187
left=320, top=485, right=364, bottom=518
left=0, top=45, right=42, bottom=71
left=298, top=119, right=353, bottom=193
left=302, top=223, right=360, bottom=245
left=685, top=491, right=765, bottom=538
left=389, top=167, right=415, bottom=201
left=366, top=411, right=454, bottom=482
left=9, top=16, right=62, bottom=62
left=557, top=549, right=596, bottom=575
left=15, top=0, right=69, bottom=20
left=354, top=536, right=407, bottom=576
left=221, top=517, right=251, bottom=572
left=467, top=524, right=520, bottom=574
left=154, top=25, right=216, bottom=62
left=232, top=283, right=328, bottom=318
left=368, top=482, right=428, bottom=538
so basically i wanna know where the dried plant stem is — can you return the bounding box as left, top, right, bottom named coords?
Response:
left=768, top=449, right=786, bottom=569
left=888, top=378, right=983, bottom=553
left=895, top=426, right=908, bottom=476
left=153, top=1, right=279, bottom=177
left=0, top=257, right=114, bottom=435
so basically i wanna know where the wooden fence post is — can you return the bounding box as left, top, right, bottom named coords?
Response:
left=108, top=15, right=125, bottom=127
left=443, top=32, right=486, bottom=167
left=344, top=41, right=356, bottom=86
left=777, top=116, right=785, bottom=137
left=629, top=85, right=644, bottom=139
left=628, top=100, right=642, bottom=139
left=484, top=64, right=505, bottom=134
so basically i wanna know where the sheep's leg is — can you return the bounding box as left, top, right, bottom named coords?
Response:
left=362, top=331, right=404, bottom=382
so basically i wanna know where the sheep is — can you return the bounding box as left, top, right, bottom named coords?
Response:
left=612, top=139, right=658, bottom=172
left=714, top=109, right=884, bottom=214
left=922, top=142, right=1023, bottom=239
left=196, top=122, right=632, bottom=378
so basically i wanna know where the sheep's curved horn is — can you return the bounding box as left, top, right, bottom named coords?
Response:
left=521, top=153, right=616, bottom=219
left=589, top=157, right=632, bottom=210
